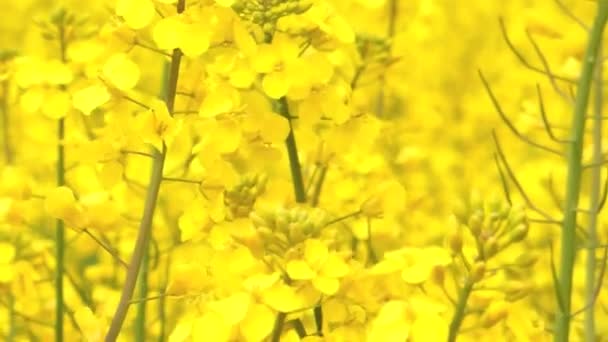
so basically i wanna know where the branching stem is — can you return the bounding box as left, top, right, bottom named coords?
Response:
left=584, top=36, right=603, bottom=342
left=555, top=3, right=608, bottom=341
left=104, top=2, right=185, bottom=340
left=448, top=280, right=474, bottom=342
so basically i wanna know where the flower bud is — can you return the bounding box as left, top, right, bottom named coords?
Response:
left=447, top=229, right=463, bottom=255
left=467, top=211, right=483, bottom=236
left=504, top=280, right=532, bottom=301
left=483, top=237, right=499, bottom=258
left=514, top=252, right=538, bottom=267
left=508, top=223, right=529, bottom=244
left=470, top=261, right=486, bottom=282
left=431, top=265, right=445, bottom=286
left=481, top=301, right=509, bottom=328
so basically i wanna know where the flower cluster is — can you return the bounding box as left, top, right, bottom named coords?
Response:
left=0, top=0, right=607, bottom=341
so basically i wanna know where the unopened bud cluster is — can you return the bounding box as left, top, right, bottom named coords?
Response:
left=224, top=173, right=267, bottom=219
left=452, top=198, right=528, bottom=260
left=250, top=205, right=327, bottom=255
left=35, top=7, right=95, bottom=42
left=444, top=197, right=533, bottom=331
left=232, top=0, right=313, bottom=35
left=356, top=35, right=392, bottom=64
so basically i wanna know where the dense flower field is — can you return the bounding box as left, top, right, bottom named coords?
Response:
left=1, top=0, right=608, bottom=341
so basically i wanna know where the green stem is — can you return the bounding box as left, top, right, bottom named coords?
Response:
left=134, top=51, right=171, bottom=342
left=55, top=118, right=65, bottom=342
left=448, top=280, right=474, bottom=342
left=55, top=19, right=68, bottom=342
left=134, top=242, right=150, bottom=342
left=556, top=3, right=608, bottom=341
left=8, top=292, right=15, bottom=341
left=1, top=80, right=12, bottom=164
left=310, top=165, right=327, bottom=207
left=387, top=0, right=397, bottom=37
left=270, top=312, right=287, bottom=342
left=157, top=254, right=170, bottom=342
left=105, top=2, right=184, bottom=340
left=277, top=98, right=306, bottom=203
left=584, top=43, right=603, bottom=342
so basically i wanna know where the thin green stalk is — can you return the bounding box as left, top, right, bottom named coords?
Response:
left=8, top=293, right=15, bottom=341
left=134, top=57, right=171, bottom=342
left=269, top=97, right=308, bottom=340
left=277, top=98, right=306, bottom=203
left=1, top=80, right=12, bottom=164
left=584, top=47, right=603, bottom=342
left=134, top=242, right=150, bottom=342
left=556, top=2, right=608, bottom=341
left=448, top=280, right=474, bottom=342
left=55, top=21, right=67, bottom=342
left=157, top=254, right=170, bottom=342
left=105, top=2, right=185, bottom=340
left=387, top=0, right=397, bottom=37
left=55, top=119, right=65, bottom=342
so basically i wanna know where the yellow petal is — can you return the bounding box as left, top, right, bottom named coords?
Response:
left=72, top=83, right=111, bottom=115
left=0, top=242, right=15, bottom=264
left=233, top=21, right=257, bottom=57
left=252, top=44, right=278, bottom=73
left=215, top=0, right=235, bottom=6
left=312, top=276, right=340, bottom=295
left=42, top=90, right=71, bottom=119
left=153, top=16, right=184, bottom=50
left=304, top=239, right=329, bottom=267
left=262, top=72, right=289, bottom=99
left=19, top=88, right=44, bottom=113
left=259, top=112, right=289, bottom=145
left=180, top=23, right=210, bottom=57
left=286, top=260, right=316, bottom=280
left=44, top=59, right=73, bottom=85
left=209, top=292, right=251, bottom=325
left=199, top=84, right=239, bottom=118
left=116, top=0, right=155, bottom=29
left=44, top=186, right=77, bottom=218
left=102, top=53, right=140, bottom=90
left=262, top=282, right=305, bottom=312
left=166, top=263, right=210, bottom=296
left=74, top=307, right=105, bottom=342
left=168, top=318, right=193, bottom=342
left=240, top=304, right=275, bottom=342
left=192, top=311, right=233, bottom=342
left=320, top=254, right=349, bottom=278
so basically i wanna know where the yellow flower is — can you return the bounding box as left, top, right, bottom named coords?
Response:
left=165, top=262, right=211, bottom=296
left=370, top=246, right=451, bottom=284
left=153, top=11, right=214, bottom=57
left=253, top=35, right=304, bottom=99
left=44, top=186, right=87, bottom=230
left=286, top=239, right=350, bottom=295
left=72, top=83, right=111, bottom=116
left=137, top=99, right=182, bottom=151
